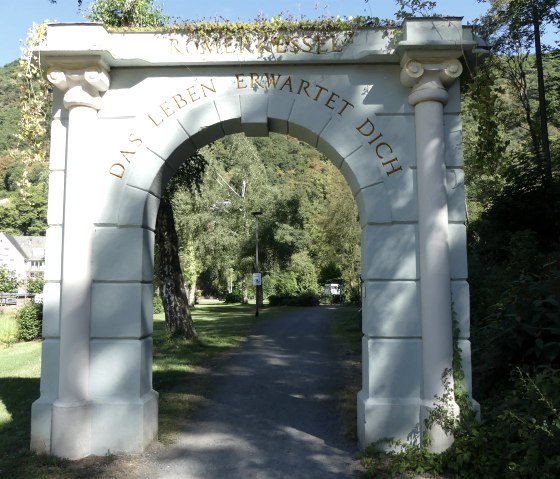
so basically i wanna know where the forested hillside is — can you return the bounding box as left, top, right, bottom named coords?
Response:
left=462, top=50, right=560, bottom=394
left=0, top=60, right=48, bottom=236
left=166, top=133, right=360, bottom=303
left=0, top=61, right=20, bottom=153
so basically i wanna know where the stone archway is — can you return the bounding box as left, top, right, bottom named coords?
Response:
left=31, top=18, right=483, bottom=459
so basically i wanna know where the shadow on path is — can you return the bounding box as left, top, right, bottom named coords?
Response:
left=144, top=306, right=363, bottom=479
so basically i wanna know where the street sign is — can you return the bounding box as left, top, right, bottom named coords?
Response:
left=252, top=273, right=262, bottom=286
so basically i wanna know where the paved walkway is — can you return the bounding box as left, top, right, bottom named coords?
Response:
left=143, top=306, right=363, bottom=479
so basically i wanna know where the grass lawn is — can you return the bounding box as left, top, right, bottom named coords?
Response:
left=0, top=306, right=18, bottom=344
left=0, top=340, right=43, bottom=475
left=0, top=302, right=363, bottom=478
left=0, top=301, right=284, bottom=478
left=329, top=305, right=362, bottom=441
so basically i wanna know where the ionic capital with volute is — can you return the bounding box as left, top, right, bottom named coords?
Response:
left=400, top=53, right=463, bottom=107
left=47, top=57, right=110, bottom=110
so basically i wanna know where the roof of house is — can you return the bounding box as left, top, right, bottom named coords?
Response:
left=1, top=233, right=45, bottom=260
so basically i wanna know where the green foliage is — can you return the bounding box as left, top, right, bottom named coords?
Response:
left=0, top=24, right=50, bottom=238
left=475, top=261, right=560, bottom=393
left=463, top=61, right=509, bottom=181
left=223, top=291, right=243, bottom=304
left=171, top=133, right=360, bottom=305
left=441, top=368, right=560, bottom=478
left=165, top=152, right=207, bottom=199
left=268, top=292, right=320, bottom=307
left=0, top=266, right=18, bottom=293
left=0, top=61, right=21, bottom=153
left=16, top=303, right=42, bottom=341
left=153, top=293, right=163, bottom=314
left=288, top=251, right=319, bottom=295
left=318, top=261, right=342, bottom=285
left=0, top=308, right=18, bottom=345
left=477, top=0, right=559, bottom=53
left=85, top=0, right=169, bottom=27
left=26, top=277, right=44, bottom=294
left=392, top=0, right=437, bottom=20
left=156, top=14, right=392, bottom=56
left=461, top=43, right=560, bottom=476
left=271, top=270, right=299, bottom=297
left=361, top=440, right=443, bottom=477
left=0, top=179, right=48, bottom=236
left=362, top=366, right=560, bottom=478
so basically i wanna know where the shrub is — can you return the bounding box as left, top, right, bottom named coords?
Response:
left=27, top=277, right=45, bottom=294
left=292, top=292, right=320, bottom=306
left=268, top=292, right=320, bottom=307
left=442, top=367, right=560, bottom=478
left=16, top=302, right=43, bottom=341
left=474, top=263, right=560, bottom=393
left=273, top=271, right=299, bottom=297
left=362, top=367, right=560, bottom=478
left=320, top=294, right=333, bottom=304
left=224, top=291, right=243, bottom=304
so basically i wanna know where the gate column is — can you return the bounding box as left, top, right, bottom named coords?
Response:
left=31, top=59, right=110, bottom=459
left=401, top=54, right=462, bottom=451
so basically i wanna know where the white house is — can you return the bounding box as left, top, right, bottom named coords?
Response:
left=0, top=232, right=45, bottom=292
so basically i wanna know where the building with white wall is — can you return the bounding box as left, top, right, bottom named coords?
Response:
left=0, top=232, right=45, bottom=291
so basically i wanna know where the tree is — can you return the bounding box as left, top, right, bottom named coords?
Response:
left=173, top=134, right=272, bottom=301
left=155, top=153, right=206, bottom=339
left=27, top=276, right=45, bottom=294
left=0, top=266, right=18, bottom=293
left=476, top=0, right=559, bottom=185
left=307, top=159, right=361, bottom=300
left=156, top=195, right=197, bottom=338
left=84, top=0, right=169, bottom=27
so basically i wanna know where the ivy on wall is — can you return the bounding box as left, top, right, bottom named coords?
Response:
left=17, top=23, right=50, bottom=176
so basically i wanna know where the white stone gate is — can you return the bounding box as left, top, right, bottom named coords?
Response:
left=31, top=18, right=483, bottom=459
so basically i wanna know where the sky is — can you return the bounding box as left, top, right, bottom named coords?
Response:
left=0, top=0, right=513, bottom=67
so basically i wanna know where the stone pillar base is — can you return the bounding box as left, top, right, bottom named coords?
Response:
left=357, top=390, right=423, bottom=448
left=31, top=396, right=56, bottom=454
left=419, top=401, right=457, bottom=453
left=31, top=390, right=158, bottom=458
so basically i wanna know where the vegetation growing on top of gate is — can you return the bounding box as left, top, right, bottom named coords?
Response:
left=82, top=0, right=398, bottom=55
left=157, top=16, right=389, bottom=55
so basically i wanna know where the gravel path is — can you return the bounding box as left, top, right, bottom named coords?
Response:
left=142, top=305, right=363, bottom=479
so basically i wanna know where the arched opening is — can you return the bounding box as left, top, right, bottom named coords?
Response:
left=83, top=83, right=417, bottom=456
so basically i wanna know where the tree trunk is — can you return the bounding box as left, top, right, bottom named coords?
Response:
left=242, top=276, right=248, bottom=304
left=505, top=54, right=541, bottom=162
left=156, top=195, right=197, bottom=339
left=532, top=5, right=553, bottom=185
left=186, top=283, right=196, bottom=307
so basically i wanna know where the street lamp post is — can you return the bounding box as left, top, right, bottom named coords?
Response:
left=252, top=211, right=263, bottom=317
